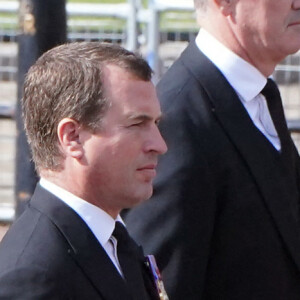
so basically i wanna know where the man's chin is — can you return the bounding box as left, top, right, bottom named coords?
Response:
left=127, top=188, right=153, bottom=209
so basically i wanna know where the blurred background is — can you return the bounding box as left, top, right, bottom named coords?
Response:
left=0, top=0, right=300, bottom=227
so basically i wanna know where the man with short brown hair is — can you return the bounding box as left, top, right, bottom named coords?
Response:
left=0, top=42, right=167, bottom=299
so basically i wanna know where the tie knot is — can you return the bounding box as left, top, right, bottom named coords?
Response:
left=261, top=78, right=279, bottom=101
left=112, top=221, right=142, bottom=258
left=112, top=221, right=130, bottom=245
left=113, top=221, right=145, bottom=262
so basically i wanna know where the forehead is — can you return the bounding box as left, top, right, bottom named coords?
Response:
left=238, top=0, right=285, bottom=10
left=102, top=63, right=146, bottom=87
left=103, top=64, right=158, bottom=104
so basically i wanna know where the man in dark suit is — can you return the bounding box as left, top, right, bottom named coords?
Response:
left=124, top=0, right=300, bottom=299
left=0, top=42, right=168, bottom=299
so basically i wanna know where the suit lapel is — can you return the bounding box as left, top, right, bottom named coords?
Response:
left=30, top=185, right=132, bottom=300
left=181, top=42, right=300, bottom=272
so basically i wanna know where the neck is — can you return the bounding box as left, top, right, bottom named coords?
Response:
left=41, top=171, right=121, bottom=219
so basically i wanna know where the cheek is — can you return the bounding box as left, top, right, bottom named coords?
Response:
left=86, top=134, right=144, bottom=178
left=114, top=136, right=143, bottom=161
left=99, top=145, right=138, bottom=179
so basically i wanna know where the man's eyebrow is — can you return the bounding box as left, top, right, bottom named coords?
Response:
left=126, top=113, right=163, bottom=121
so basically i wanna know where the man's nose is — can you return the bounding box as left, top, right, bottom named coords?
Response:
left=146, top=125, right=168, bottom=155
left=293, top=0, right=300, bottom=10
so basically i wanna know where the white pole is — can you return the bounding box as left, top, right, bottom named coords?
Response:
left=126, top=0, right=138, bottom=51
left=147, top=0, right=160, bottom=84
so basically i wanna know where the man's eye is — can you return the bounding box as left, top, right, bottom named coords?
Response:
left=130, top=122, right=143, bottom=127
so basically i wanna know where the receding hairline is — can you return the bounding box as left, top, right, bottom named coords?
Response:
left=101, top=62, right=152, bottom=82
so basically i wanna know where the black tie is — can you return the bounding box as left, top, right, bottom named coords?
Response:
left=112, top=222, right=149, bottom=300
left=261, top=78, right=290, bottom=150
left=261, top=80, right=300, bottom=224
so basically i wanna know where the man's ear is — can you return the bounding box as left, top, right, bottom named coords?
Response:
left=214, top=0, right=233, bottom=16
left=57, top=118, right=84, bottom=159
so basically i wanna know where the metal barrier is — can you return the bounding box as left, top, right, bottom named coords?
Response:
left=144, top=0, right=195, bottom=82
left=0, top=1, right=139, bottom=49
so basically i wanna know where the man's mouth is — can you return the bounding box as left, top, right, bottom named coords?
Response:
left=137, top=164, right=157, bottom=178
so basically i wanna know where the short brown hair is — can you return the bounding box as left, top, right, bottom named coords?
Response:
left=22, top=42, right=153, bottom=172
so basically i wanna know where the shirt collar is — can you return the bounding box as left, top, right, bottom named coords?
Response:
left=195, top=29, right=267, bottom=101
left=39, top=177, right=124, bottom=247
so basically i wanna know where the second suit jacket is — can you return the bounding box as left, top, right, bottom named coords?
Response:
left=124, top=41, right=300, bottom=299
left=0, top=185, right=157, bottom=300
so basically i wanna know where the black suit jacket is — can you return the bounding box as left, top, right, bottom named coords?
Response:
left=124, top=42, right=300, bottom=299
left=0, top=185, right=156, bottom=299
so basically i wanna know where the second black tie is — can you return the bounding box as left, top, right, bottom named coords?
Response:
left=260, top=78, right=290, bottom=150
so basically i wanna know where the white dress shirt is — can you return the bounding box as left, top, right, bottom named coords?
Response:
left=39, top=178, right=123, bottom=275
left=195, top=29, right=281, bottom=150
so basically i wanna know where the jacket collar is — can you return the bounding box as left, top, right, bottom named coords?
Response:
left=30, top=185, right=133, bottom=300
